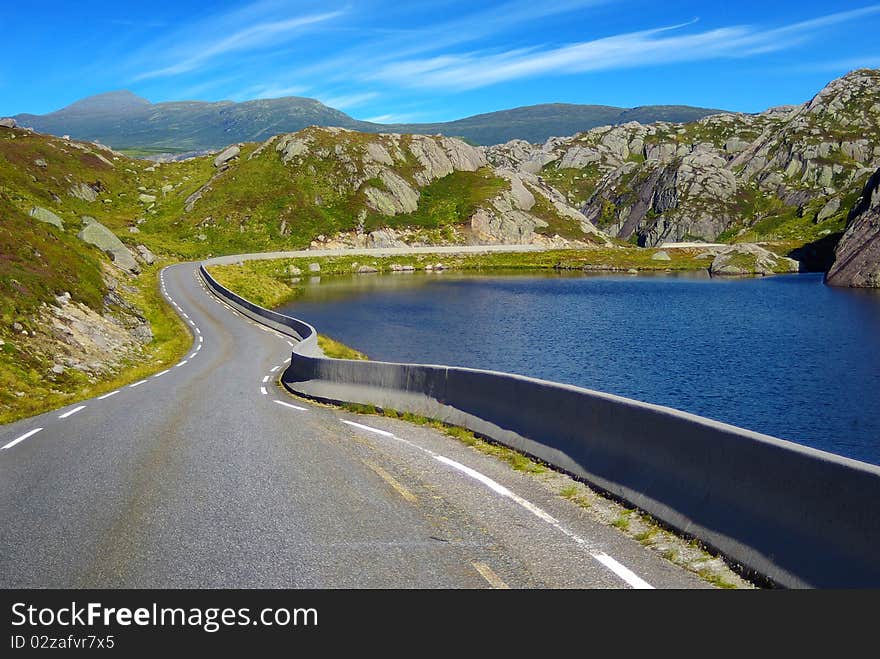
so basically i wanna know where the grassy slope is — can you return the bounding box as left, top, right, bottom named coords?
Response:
left=364, top=168, right=507, bottom=234
left=0, top=129, right=195, bottom=422
left=142, top=133, right=513, bottom=257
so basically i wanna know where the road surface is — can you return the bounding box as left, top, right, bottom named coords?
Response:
left=0, top=262, right=708, bottom=588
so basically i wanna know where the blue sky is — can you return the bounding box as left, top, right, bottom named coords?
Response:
left=2, top=0, right=880, bottom=120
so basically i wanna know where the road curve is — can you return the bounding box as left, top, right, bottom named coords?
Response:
left=0, top=261, right=708, bottom=588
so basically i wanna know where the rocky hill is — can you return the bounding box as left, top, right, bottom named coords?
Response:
left=13, top=91, right=724, bottom=151
left=178, top=127, right=607, bottom=252
left=826, top=167, right=880, bottom=287
left=486, top=69, right=880, bottom=252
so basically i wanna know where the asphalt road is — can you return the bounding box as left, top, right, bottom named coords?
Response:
left=0, top=262, right=709, bottom=588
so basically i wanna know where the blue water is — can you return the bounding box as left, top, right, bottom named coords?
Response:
left=281, top=271, right=880, bottom=465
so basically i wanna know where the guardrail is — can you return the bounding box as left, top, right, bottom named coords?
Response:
left=199, top=262, right=880, bottom=588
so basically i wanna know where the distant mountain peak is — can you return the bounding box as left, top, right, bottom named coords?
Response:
left=61, top=90, right=152, bottom=114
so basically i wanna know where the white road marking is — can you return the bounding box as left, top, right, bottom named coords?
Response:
left=189, top=320, right=195, bottom=327
left=198, top=336, right=203, bottom=343
left=340, top=419, right=395, bottom=438
left=129, top=379, right=148, bottom=388
left=274, top=400, right=307, bottom=411
left=177, top=359, right=188, bottom=367
left=98, top=390, right=120, bottom=400
left=182, top=313, right=189, bottom=319
left=283, top=357, right=291, bottom=364
left=189, top=353, right=197, bottom=359
left=432, top=453, right=654, bottom=589
left=195, top=327, right=200, bottom=335
left=260, top=387, right=268, bottom=395
left=270, top=366, right=280, bottom=372
left=153, top=369, right=170, bottom=378
left=3, top=428, right=43, bottom=450
left=286, top=341, right=294, bottom=347
left=262, top=375, right=270, bottom=383
left=343, top=418, right=655, bottom=589
left=592, top=553, right=654, bottom=590
left=195, top=344, right=201, bottom=352
left=58, top=405, right=86, bottom=419
left=434, top=455, right=558, bottom=524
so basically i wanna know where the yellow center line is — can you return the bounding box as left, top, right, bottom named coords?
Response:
left=472, top=562, right=510, bottom=589
left=364, top=460, right=418, bottom=505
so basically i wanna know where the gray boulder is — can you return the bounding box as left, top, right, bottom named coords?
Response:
left=135, top=245, right=156, bottom=265
left=138, top=193, right=157, bottom=204
left=29, top=207, right=64, bottom=229
left=214, top=145, right=240, bottom=168
left=77, top=220, right=141, bottom=274
left=69, top=183, right=97, bottom=202
left=816, top=198, right=841, bottom=223
left=651, top=250, right=671, bottom=261
left=0, top=118, right=16, bottom=129
left=709, top=243, right=799, bottom=276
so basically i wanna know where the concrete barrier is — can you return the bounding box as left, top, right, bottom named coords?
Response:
left=200, top=262, right=880, bottom=588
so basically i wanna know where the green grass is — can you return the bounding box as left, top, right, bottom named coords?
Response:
left=207, top=263, right=300, bottom=308
left=697, top=568, right=738, bottom=590
left=559, top=485, right=579, bottom=499
left=364, top=168, right=508, bottom=232
left=539, top=164, right=604, bottom=207
left=524, top=184, right=600, bottom=242
left=318, top=334, right=368, bottom=360
left=611, top=511, right=632, bottom=532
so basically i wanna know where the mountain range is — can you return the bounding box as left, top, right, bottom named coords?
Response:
left=12, top=91, right=725, bottom=152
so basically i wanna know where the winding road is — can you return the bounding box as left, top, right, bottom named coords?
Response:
left=0, top=261, right=708, bottom=588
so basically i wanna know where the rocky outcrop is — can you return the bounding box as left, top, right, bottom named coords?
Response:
left=135, top=244, right=156, bottom=265
left=826, top=168, right=880, bottom=287
left=214, top=145, right=240, bottom=168
left=68, top=182, right=98, bottom=202
left=407, top=134, right=486, bottom=185
left=363, top=171, right=419, bottom=215
left=0, top=118, right=16, bottom=129
left=77, top=218, right=140, bottom=274
left=486, top=69, right=880, bottom=247
left=264, top=126, right=606, bottom=247
left=709, top=244, right=799, bottom=276
left=29, top=206, right=64, bottom=229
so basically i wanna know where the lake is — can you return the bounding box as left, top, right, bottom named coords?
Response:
left=279, top=271, right=880, bottom=466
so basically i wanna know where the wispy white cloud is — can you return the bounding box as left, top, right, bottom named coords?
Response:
left=362, top=113, right=424, bottom=124
left=287, top=0, right=611, bottom=81
left=365, top=5, right=880, bottom=90
left=130, top=3, right=345, bottom=81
